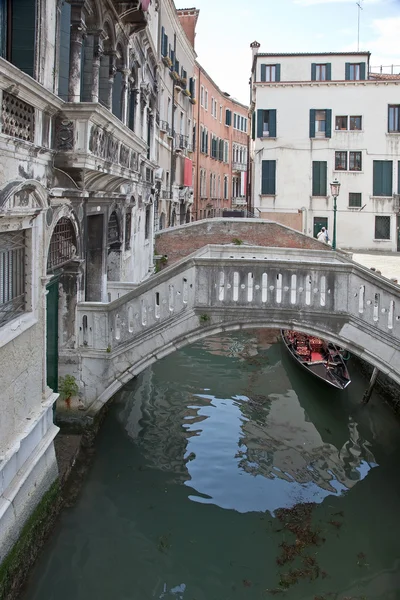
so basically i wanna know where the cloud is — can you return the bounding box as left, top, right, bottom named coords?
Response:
left=363, top=16, right=400, bottom=67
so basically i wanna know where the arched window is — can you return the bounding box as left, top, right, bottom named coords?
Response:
left=47, top=218, right=77, bottom=271
left=108, top=211, right=120, bottom=248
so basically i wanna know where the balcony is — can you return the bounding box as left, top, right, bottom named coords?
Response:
left=232, top=197, right=247, bottom=206
left=0, top=57, right=62, bottom=151
left=54, top=103, right=147, bottom=188
left=174, top=133, right=190, bottom=152
left=113, top=0, right=149, bottom=32
left=159, top=120, right=171, bottom=135
left=232, top=161, right=247, bottom=172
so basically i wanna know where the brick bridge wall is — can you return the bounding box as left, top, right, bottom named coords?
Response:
left=155, top=218, right=329, bottom=265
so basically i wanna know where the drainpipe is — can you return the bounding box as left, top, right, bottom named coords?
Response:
left=195, top=67, right=201, bottom=220
left=169, top=33, right=177, bottom=225
left=300, top=206, right=307, bottom=235
left=83, top=198, right=88, bottom=300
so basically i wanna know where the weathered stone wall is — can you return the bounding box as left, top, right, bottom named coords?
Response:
left=155, top=218, right=329, bottom=265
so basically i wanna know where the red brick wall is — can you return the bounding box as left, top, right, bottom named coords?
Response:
left=155, top=219, right=329, bottom=265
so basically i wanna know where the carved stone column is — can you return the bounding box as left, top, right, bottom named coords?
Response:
left=68, top=4, right=86, bottom=102
left=91, top=32, right=104, bottom=102
left=121, top=69, right=130, bottom=125
left=105, top=52, right=117, bottom=110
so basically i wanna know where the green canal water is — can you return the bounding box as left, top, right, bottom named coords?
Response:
left=23, top=330, right=400, bottom=599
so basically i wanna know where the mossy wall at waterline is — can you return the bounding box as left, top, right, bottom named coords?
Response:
left=0, top=480, right=62, bottom=600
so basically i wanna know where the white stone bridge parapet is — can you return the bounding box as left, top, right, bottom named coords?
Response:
left=74, top=245, right=400, bottom=413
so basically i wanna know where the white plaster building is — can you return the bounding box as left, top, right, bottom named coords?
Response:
left=0, top=0, right=160, bottom=565
left=156, top=2, right=196, bottom=228
left=250, top=43, right=400, bottom=251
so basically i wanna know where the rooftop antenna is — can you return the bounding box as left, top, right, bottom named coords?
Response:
left=357, top=0, right=363, bottom=51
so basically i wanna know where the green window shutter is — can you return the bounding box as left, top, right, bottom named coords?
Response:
left=373, top=161, right=393, bottom=196
left=175, top=58, right=179, bottom=73
left=311, top=63, right=316, bottom=81
left=345, top=63, right=350, bottom=80
left=309, top=109, right=316, bottom=138
left=360, top=62, right=366, bottom=80
left=58, top=0, right=71, bottom=100
left=161, top=26, right=165, bottom=55
left=261, top=64, right=266, bottom=82
left=252, top=113, right=256, bottom=140
left=261, top=160, right=276, bottom=194
left=275, top=64, right=281, bottom=82
left=269, top=109, right=277, bottom=137
left=325, top=109, right=332, bottom=138
left=396, top=159, right=400, bottom=193
left=225, top=109, right=231, bottom=126
left=326, top=63, right=332, bottom=81
left=312, top=161, right=327, bottom=196
left=257, top=109, right=264, bottom=138
left=12, top=0, right=36, bottom=77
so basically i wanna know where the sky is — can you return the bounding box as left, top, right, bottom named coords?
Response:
left=181, top=0, right=400, bottom=105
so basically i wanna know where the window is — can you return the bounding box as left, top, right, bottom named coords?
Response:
left=349, top=151, right=362, bottom=171
left=310, top=109, right=331, bottom=138
left=375, top=216, right=391, bottom=240
left=349, top=193, right=362, bottom=207
left=205, top=90, right=208, bottom=110
left=345, top=62, right=366, bottom=81
left=350, top=116, right=362, bottom=130
left=145, top=206, right=151, bottom=239
left=161, top=27, right=168, bottom=57
left=200, top=86, right=204, bottom=107
left=200, top=169, right=206, bottom=197
left=373, top=160, right=393, bottom=196
left=388, top=105, right=400, bottom=133
left=335, top=115, right=362, bottom=131
left=125, top=211, right=132, bottom=249
left=256, top=109, right=276, bottom=138
left=224, top=175, right=229, bottom=199
left=335, top=151, right=347, bottom=171
left=312, top=161, right=327, bottom=196
left=220, top=105, right=223, bottom=122
left=336, top=116, right=347, bottom=131
left=233, top=113, right=248, bottom=132
left=48, top=217, right=77, bottom=269
left=223, top=140, right=229, bottom=163
left=225, top=109, right=232, bottom=126
left=311, top=63, right=331, bottom=81
left=260, top=64, right=280, bottom=82
left=261, top=160, right=276, bottom=195
left=0, top=230, right=26, bottom=326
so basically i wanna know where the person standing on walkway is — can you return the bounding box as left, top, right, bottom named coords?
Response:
left=317, top=227, right=329, bottom=244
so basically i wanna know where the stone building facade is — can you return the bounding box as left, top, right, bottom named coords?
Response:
left=0, top=0, right=159, bottom=563
left=250, top=42, right=400, bottom=249
left=156, top=1, right=196, bottom=229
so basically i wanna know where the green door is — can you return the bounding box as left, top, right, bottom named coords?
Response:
left=46, top=278, right=59, bottom=392
left=313, top=216, right=328, bottom=238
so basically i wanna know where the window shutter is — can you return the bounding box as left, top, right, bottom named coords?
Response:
left=261, top=160, right=276, bottom=195
left=257, top=109, right=264, bottom=138
left=261, top=64, right=266, bottom=82
left=309, top=109, right=316, bottom=138
left=360, top=62, right=366, bottom=80
left=373, top=161, right=392, bottom=196
left=345, top=63, right=350, bottom=80
left=383, top=161, right=393, bottom=195
left=311, top=63, right=316, bottom=81
left=11, top=0, right=36, bottom=77
left=161, top=27, right=165, bottom=55
left=321, top=161, right=327, bottom=195
left=269, top=109, right=277, bottom=137
left=252, top=113, right=256, bottom=140
left=326, top=63, right=332, bottom=81
left=312, top=161, right=327, bottom=196
left=275, top=64, right=281, bottom=82
left=373, top=161, right=382, bottom=196
left=325, top=109, right=332, bottom=138
left=225, top=109, right=231, bottom=126
left=312, top=162, right=320, bottom=196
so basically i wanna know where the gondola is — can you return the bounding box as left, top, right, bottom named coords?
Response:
left=281, top=330, right=351, bottom=390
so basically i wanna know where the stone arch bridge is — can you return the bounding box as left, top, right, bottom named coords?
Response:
left=72, top=245, right=400, bottom=415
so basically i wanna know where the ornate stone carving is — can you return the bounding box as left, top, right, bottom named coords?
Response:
left=55, top=115, right=74, bottom=150
left=2, top=92, right=35, bottom=142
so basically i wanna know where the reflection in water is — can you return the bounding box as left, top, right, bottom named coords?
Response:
left=23, top=330, right=400, bottom=600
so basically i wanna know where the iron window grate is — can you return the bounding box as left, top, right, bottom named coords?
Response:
left=47, top=218, right=77, bottom=271
left=375, top=215, right=391, bottom=240
left=0, top=230, right=26, bottom=326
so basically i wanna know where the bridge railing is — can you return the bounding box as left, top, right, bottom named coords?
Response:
left=77, top=246, right=400, bottom=353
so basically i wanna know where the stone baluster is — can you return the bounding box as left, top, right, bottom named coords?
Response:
left=106, top=52, right=117, bottom=110
left=68, top=4, right=86, bottom=102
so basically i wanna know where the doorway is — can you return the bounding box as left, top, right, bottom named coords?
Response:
left=313, top=216, right=328, bottom=239
left=46, top=278, right=59, bottom=392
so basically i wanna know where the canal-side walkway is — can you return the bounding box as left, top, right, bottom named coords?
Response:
left=352, top=252, right=400, bottom=282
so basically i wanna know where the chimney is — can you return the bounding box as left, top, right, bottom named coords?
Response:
left=176, top=7, right=199, bottom=49
left=250, top=40, right=261, bottom=60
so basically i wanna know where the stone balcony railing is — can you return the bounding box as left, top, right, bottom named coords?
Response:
left=53, top=103, right=147, bottom=180
left=232, top=161, right=247, bottom=172
left=0, top=57, right=63, bottom=150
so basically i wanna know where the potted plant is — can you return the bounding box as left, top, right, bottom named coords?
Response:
left=162, top=56, right=172, bottom=68
left=190, top=97, right=197, bottom=105
left=180, top=77, right=187, bottom=88
left=58, top=374, right=79, bottom=409
left=170, top=70, right=179, bottom=81
left=183, top=88, right=191, bottom=97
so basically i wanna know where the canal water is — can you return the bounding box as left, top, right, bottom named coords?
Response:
left=23, top=330, right=400, bottom=600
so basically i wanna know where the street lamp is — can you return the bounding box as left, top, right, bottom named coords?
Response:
left=330, top=179, right=341, bottom=250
